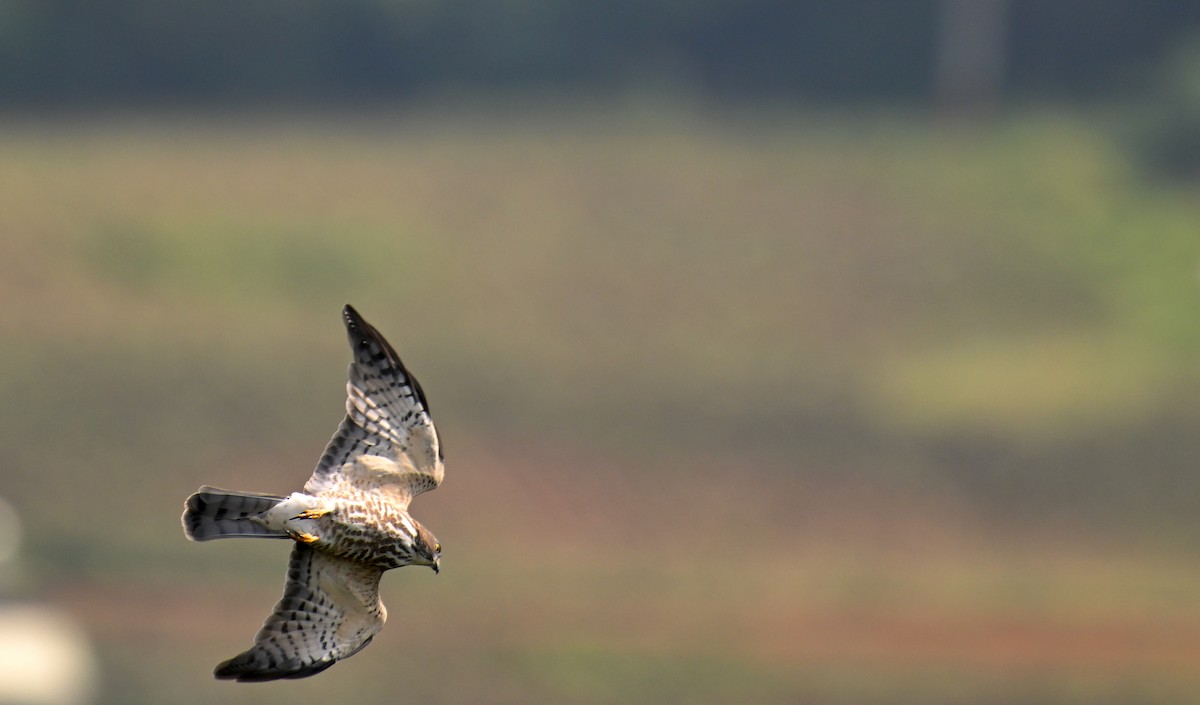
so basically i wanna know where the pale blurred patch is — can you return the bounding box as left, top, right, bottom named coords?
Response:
left=0, top=606, right=98, bottom=705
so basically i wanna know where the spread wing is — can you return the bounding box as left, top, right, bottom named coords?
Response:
left=214, top=544, right=386, bottom=681
left=304, top=304, right=444, bottom=508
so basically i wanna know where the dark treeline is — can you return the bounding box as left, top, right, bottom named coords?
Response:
left=2, top=0, right=1200, bottom=107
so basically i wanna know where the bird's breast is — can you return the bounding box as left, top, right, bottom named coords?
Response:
left=314, top=499, right=419, bottom=570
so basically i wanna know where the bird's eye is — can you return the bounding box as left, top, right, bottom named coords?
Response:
left=434, top=543, right=441, bottom=553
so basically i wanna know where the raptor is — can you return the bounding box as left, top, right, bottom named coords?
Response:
left=182, top=304, right=444, bottom=681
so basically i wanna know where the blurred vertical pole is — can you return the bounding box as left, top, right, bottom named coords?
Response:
left=935, top=0, right=1008, bottom=120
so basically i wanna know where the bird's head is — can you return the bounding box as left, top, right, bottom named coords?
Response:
left=413, top=523, right=442, bottom=574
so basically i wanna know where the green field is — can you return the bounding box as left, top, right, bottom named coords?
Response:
left=2, top=106, right=1199, bottom=704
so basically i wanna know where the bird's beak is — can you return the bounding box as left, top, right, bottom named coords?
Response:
left=432, top=558, right=440, bottom=575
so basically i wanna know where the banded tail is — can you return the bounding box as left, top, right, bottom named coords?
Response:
left=182, top=486, right=289, bottom=541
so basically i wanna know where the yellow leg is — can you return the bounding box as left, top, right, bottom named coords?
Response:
left=292, top=508, right=330, bottom=520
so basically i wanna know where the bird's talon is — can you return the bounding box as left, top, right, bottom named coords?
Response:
left=288, top=530, right=319, bottom=544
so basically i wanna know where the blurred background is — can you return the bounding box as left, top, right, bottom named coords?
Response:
left=2, top=0, right=1200, bottom=703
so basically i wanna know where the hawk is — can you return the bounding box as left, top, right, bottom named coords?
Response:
left=181, top=304, right=444, bottom=681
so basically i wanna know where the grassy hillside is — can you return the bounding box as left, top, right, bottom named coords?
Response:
left=1, top=107, right=1199, bottom=704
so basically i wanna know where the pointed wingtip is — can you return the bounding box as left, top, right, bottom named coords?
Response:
left=342, top=304, right=372, bottom=348
left=342, top=304, right=378, bottom=352
left=214, top=652, right=336, bottom=682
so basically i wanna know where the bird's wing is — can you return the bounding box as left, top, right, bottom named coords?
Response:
left=304, top=304, right=444, bottom=509
left=214, top=544, right=386, bottom=681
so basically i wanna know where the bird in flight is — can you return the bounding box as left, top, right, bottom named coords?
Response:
left=181, top=304, right=444, bottom=681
